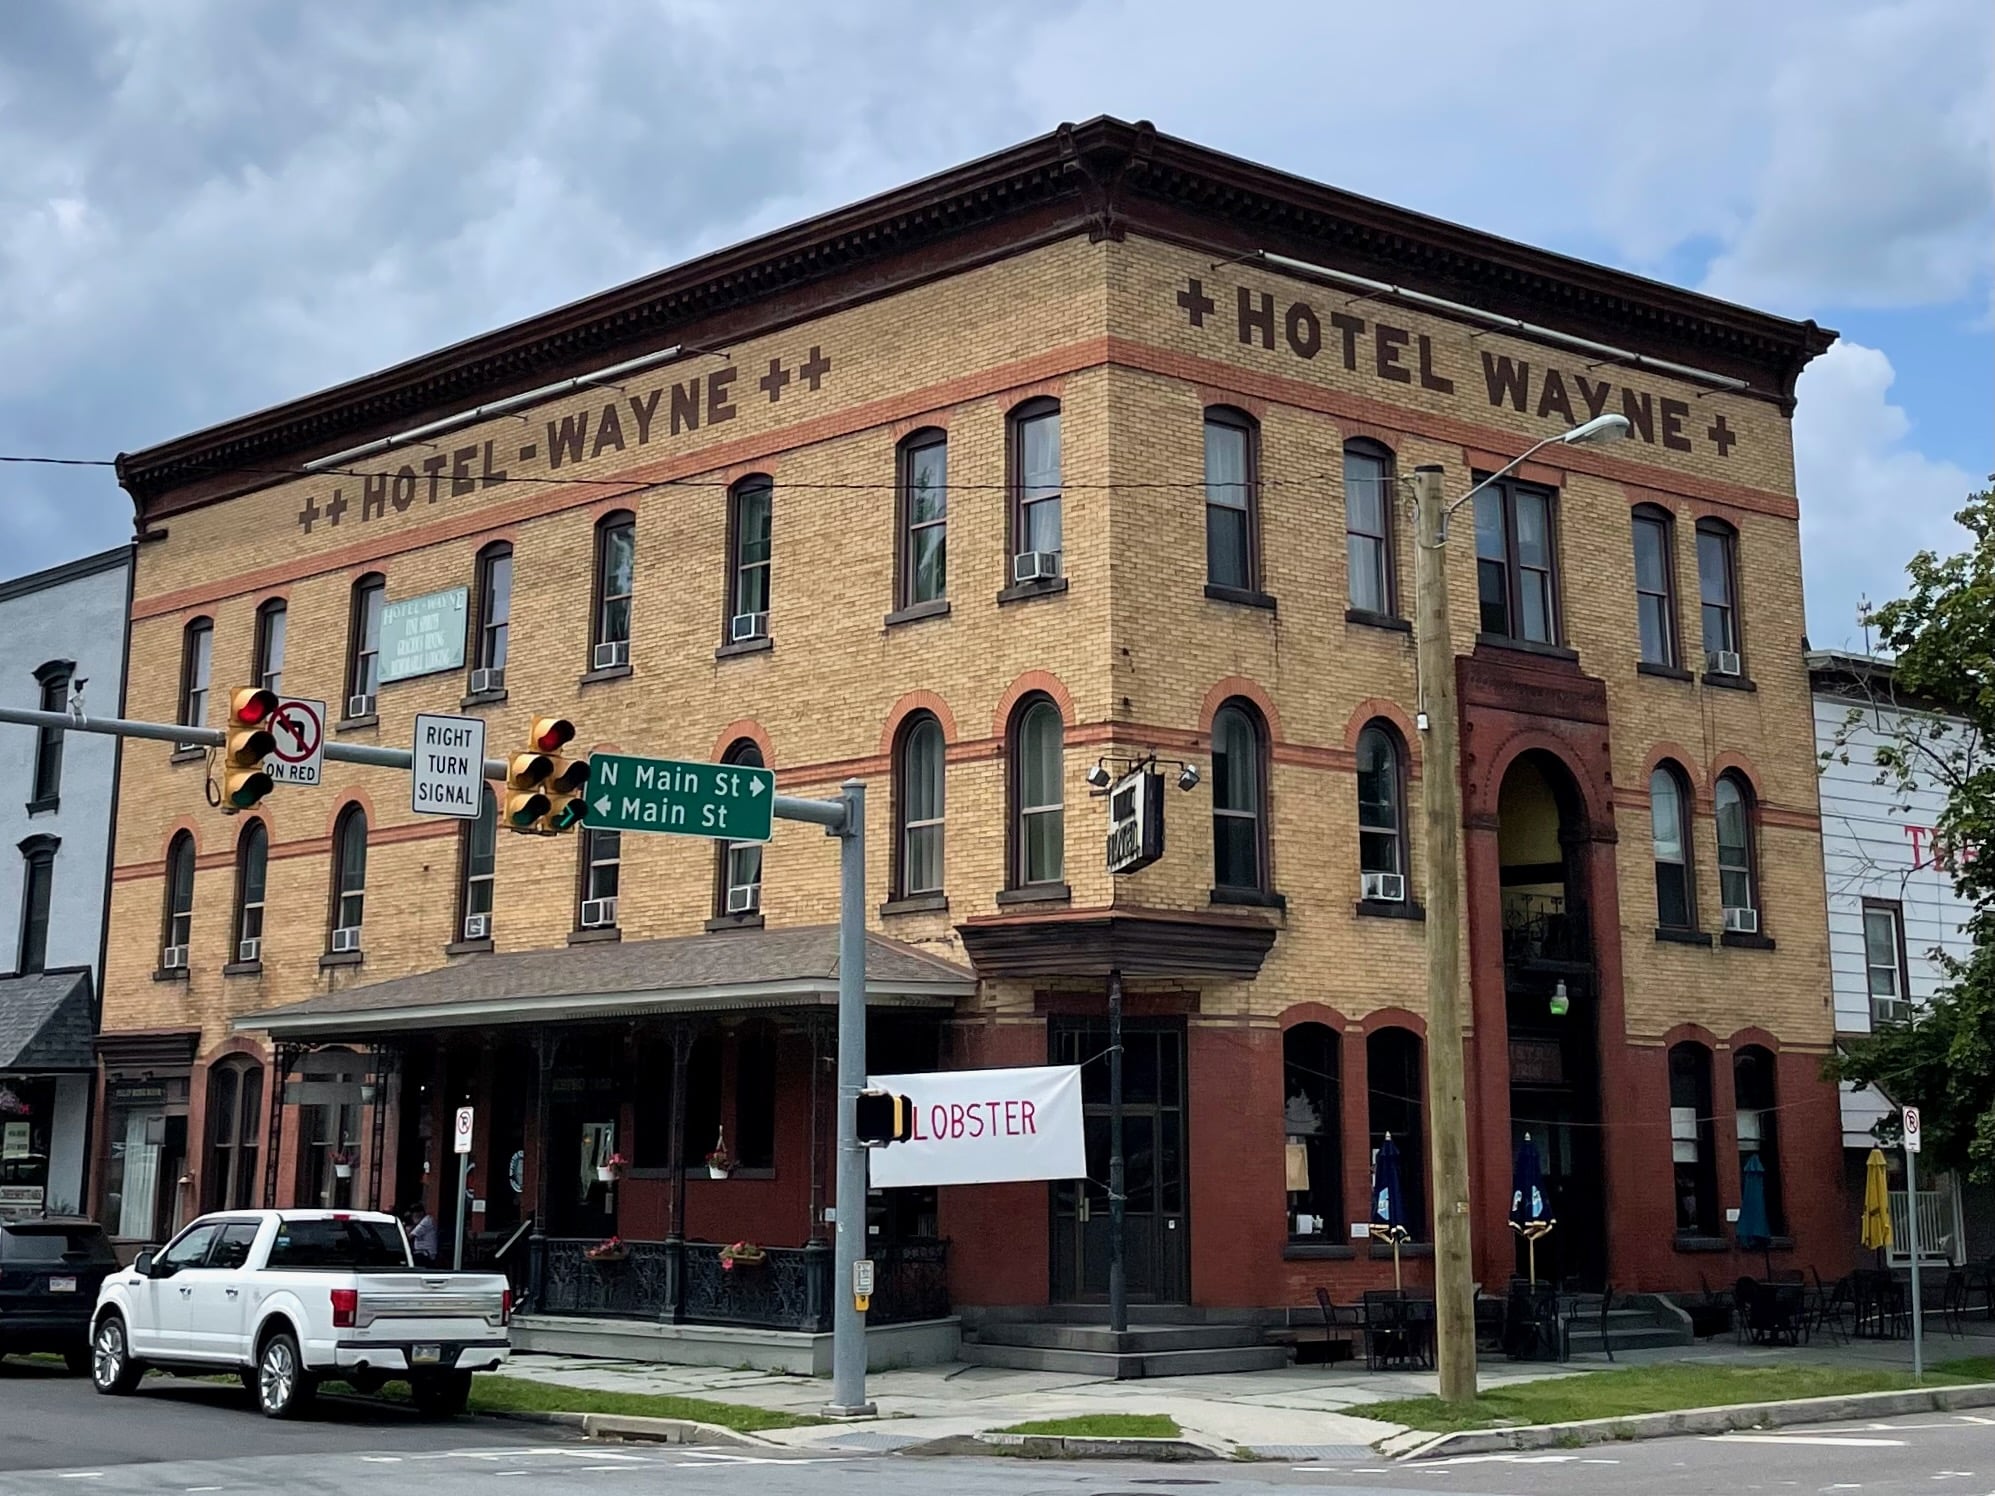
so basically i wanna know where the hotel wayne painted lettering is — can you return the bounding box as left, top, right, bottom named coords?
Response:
left=1174, top=276, right=1741, bottom=460
left=293, top=344, right=834, bottom=536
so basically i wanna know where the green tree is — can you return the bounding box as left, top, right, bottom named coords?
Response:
left=1825, top=478, right=1995, bottom=1183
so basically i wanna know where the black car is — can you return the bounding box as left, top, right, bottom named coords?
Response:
left=0, top=1218, right=120, bottom=1373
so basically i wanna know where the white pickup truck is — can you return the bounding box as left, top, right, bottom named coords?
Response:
left=88, top=1209, right=511, bottom=1418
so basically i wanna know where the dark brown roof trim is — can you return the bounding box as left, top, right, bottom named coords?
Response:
left=117, top=116, right=1835, bottom=523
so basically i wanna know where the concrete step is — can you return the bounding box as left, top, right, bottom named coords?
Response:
left=967, top=1322, right=1258, bottom=1354
left=1565, top=1326, right=1694, bottom=1353
left=957, top=1340, right=1291, bottom=1379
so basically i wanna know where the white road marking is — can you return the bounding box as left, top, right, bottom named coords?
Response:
left=357, top=1457, right=404, bottom=1464
left=1434, top=1453, right=1583, bottom=1465
left=1712, top=1435, right=1908, bottom=1447
left=54, top=1475, right=102, bottom=1481
left=1582, top=1458, right=1622, bottom=1464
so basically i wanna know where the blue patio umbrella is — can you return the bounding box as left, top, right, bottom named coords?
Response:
left=1510, top=1133, right=1556, bottom=1285
left=1371, top=1134, right=1411, bottom=1288
left=1736, top=1152, right=1774, bottom=1275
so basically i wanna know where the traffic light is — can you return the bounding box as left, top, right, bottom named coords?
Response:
left=855, top=1090, right=916, bottom=1146
left=222, top=688, right=279, bottom=811
left=505, top=717, right=585, bottom=834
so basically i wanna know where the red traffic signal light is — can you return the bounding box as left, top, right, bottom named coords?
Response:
left=230, top=687, right=279, bottom=725
left=531, top=717, right=575, bottom=754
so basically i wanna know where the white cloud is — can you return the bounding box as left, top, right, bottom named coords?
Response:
left=1794, top=341, right=1981, bottom=648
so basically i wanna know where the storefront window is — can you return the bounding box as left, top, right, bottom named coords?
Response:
left=0, top=1078, right=57, bottom=1215
left=101, top=1077, right=188, bottom=1242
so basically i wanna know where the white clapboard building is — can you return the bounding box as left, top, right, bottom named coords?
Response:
left=1810, top=649, right=1992, bottom=1265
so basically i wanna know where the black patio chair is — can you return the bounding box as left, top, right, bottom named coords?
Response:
left=1941, top=1269, right=1970, bottom=1338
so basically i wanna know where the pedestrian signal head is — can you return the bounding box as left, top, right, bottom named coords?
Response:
left=855, top=1090, right=917, bottom=1146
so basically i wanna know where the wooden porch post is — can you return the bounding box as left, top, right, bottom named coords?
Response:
left=807, top=1011, right=832, bottom=1247
left=665, top=1020, right=694, bottom=1324
left=528, top=1029, right=556, bottom=1310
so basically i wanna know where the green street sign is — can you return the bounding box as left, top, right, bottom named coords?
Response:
left=585, top=753, right=774, bottom=842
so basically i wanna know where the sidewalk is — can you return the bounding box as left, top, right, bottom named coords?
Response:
left=488, top=1321, right=1995, bottom=1457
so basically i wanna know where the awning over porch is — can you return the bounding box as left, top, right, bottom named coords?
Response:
left=0, top=967, right=94, bottom=1073
left=233, top=925, right=976, bottom=1039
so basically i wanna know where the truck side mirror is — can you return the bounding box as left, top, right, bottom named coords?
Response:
left=132, top=1250, right=156, bottom=1277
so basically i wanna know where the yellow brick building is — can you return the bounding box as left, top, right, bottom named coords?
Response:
left=96, top=119, right=1840, bottom=1356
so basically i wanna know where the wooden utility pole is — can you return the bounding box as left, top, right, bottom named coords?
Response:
left=1411, top=462, right=1478, bottom=1404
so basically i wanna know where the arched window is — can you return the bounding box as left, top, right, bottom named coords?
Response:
left=329, top=806, right=367, bottom=949
left=592, top=510, right=636, bottom=665
left=1733, top=1044, right=1785, bottom=1235
left=579, top=826, right=620, bottom=928
left=161, top=832, right=195, bottom=967
left=233, top=819, right=268, bottom=964
left=726, top=476, right=773, bottom=641
left=1715, top=773, right=1759, bottom=925
left=897, top=430, right=948, bottom=610
left=344, top=573, right=385, bottom=717
left=1344, top=440, right=1396, bottom=616
left=254, top=598, right=287, bottom=695
left=1009, top=697, right=1064, bottom=888
left=459, top=787, right=497, bottom=942
left=16, top=835, right=57, bottom=975
left=472, top=542, right=513, bottom=682
left=1008, top=398, right=1062, bottom=573
left=1650, top=764, right=1694, bottom=930
left=894, top=713, right=945, bottom=899
left=31, top=660, right=72, bottom=808
left=1696, top=519, right=1742, bottom=673
left=715, top=740, right=765, bottom=918
left=1668, top=1042, right=1719, bottom=1238
left=178, top=617, right=213, bottom=735
left=1204, top=407, right=1259, bottom=593
left=1211, top=702, right=1267, bottom=892
left=1367, top=1027, right=1425, bottom=1237
left=203, top=1058, right=264, bottom=1213
left=1356, top=723, right=1406, bottom=901
left=1283, top=1023, right=1341, bottom=1239
left=1631, top=505, right=1677, bottom=667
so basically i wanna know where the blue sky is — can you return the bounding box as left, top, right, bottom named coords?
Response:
left=0, top=0, right=1988, bottom=647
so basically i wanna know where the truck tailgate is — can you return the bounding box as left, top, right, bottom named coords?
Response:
left=347, top=1271, right=508, bottom=1342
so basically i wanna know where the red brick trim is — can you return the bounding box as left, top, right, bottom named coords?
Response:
left=1469, top=732, right=1610, bottom=837
left=1351, top=1006, right=1428, bottom=1039
left=888, top=413, right=952, bottom=441
left=1339, top=421, right=1403, bottom=451
left=1001, top=379, right=1067, bottom=414
left=1197, top=677, right=1283, bottom=742
left=200, top=1035, right=270, bottom=1067
left=1196, top=388, right=1267, bottom=421
left=1710, top=752, right=1763, bottom=796
left=1342, top=699, right=1423, bottom=777
left=879, top=691, right=961, bottom=757
left=1464, top=447, right=1565, bottom=486
left=1277, top=1000, right=1354, bottom=1032
left=1641, top=743, right=1707, bottom=802
left=712, top=721, right=775, bottom=766
left=325, top=791, right=378, bottom=838
left=1660, top=1022, right=1723, bottom=1052
left=992, top=670, right=1076, bottom=736
left=1727, top=1026, right=1782, bottom=1054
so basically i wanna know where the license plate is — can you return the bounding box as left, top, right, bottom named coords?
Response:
left=48, top=1276, right=76, bottom=1293
left=412, top=1344, right=441, bottom=1365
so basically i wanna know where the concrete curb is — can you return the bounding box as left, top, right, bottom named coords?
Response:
left=901, top=1432, right=1219, bottom=1461
left=1406, top=1381, right=1995, bottom=1459
left=483, top=1407, right=777, bottom=1448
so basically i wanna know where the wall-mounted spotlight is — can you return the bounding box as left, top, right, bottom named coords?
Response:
left=1085, top=761, right=1113, bottom=790
left=1176, top=763, right=1201, bottom=792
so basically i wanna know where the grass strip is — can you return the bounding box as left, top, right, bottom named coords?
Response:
left=994, top=1413, right=1183, bottom=1438
left=1360, top=1360, right=1995, bottom=1434
left=323, top=1372, right=820, bottom=1432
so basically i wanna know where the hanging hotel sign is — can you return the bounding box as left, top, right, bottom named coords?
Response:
left=378, top=587, right=468, bottom=684
left=864, top=1065, right=1085, bottom=1189
left=1105, top=767, right=1165, bottom=875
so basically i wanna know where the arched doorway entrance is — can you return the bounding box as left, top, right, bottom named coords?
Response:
left=1496, top=751, right=1608, bottom=1288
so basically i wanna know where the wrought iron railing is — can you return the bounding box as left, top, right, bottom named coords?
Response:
left=540, top=1238, right=676, bottom=1318
left=681, top=1243, right=829, bottom=1331
left=1502, top=893, right=1591, bottom=968
left=869, top=1239, right=951, bottom=1325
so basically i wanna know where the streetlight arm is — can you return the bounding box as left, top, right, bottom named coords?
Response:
left=1440, top=432, right=1569, bottom=522
left=1408, top=412, right=1632, bottom=543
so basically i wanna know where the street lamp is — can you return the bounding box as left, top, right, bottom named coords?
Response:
left=1408, top=412, right=1631, bottom=1406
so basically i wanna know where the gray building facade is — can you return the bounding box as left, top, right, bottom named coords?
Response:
left=0, top=546, right=131, bottom=1218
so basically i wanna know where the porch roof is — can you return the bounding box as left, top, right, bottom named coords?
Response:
left=0, top=968, right=95, bottom=1073
left=233, top=925, right=974, bottom=1039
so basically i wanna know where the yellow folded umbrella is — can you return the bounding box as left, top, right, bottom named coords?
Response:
left=1860, top=1146, right=1893, bottom=1252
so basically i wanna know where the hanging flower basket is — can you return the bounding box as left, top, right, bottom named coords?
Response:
left=596, top=1153, right=629, bottom=1184
left=706, top=1129, right=732, bottom=1180
left=585, top=1235, right=630, bottom=1264
left=718, top=1240, right=766, bottom=1272
left=330, top=1150, right=356, bottom=1180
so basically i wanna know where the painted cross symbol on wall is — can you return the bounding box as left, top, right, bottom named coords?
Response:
left=759, top=357, right=791, bottom=402
left=297, top=493, right=321, bottom=533
left=1706, top=413, right=1737, bottom=457
left=798, top=346, right=831, bottom=391
left=1177, top=277, right=1216, bottom=328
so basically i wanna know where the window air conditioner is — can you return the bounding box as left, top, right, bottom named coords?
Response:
left=236, top=938, right=260, bottom=964
left=462, top=913, right=490, bottom=942
left=1870, top=996, right=1913, bottom=1027
left=469, top=666, right=505, bottom=694
left=1361, top=871, right=1406, bottom=903
left=1012, top=550, right=1061, bottom=585
left=1709, top=650, right=1742, bottom=677
left=729, top=612, right=768, bottom=643
left=346, top=693, right=375, bottom=719
left=727, top=882, right=762, bottom=916
left=161, top=945, right=187, bottom=971
left=331, top=925, right=363, bottom=954
left=580, top=897, right=618, bottom=929
left=593, top=640, right=629, bottom=670
left=1722, top=905, right=1759, bottom=934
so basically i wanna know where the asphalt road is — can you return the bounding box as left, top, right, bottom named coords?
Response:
left=1, top=1359, right=1988, bottom=1496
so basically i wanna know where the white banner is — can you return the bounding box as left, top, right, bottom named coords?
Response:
left=865, top=1064, right=1086, bottom=1189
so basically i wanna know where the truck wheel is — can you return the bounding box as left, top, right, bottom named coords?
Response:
left=412, top=1371, right=472, bottom=1418
left=91, top=1316, right=144, bottom=1395
left=255, top=1332, right=316, bottom=1420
